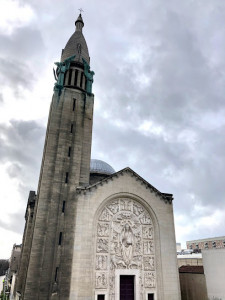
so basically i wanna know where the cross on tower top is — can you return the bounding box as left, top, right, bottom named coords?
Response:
left=78, top=8, right=84, bottom=14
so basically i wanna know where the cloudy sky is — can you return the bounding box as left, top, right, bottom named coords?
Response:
left=0, top=0, right=225, bottom=258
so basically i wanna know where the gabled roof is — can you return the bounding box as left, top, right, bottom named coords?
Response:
left=76, top=167, right=173, bottom=204
left=179, top=265, right=204, bottom=274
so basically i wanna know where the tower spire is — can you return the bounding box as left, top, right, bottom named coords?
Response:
left=61, top=13, right=90, bottom=64
left=75, top=12, right=84, bottom=32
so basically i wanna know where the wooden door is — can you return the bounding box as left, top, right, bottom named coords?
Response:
left=120, top=275, right=134, bottom=300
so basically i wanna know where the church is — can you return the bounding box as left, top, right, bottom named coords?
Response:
left=15, top=13, right=181, bottom=300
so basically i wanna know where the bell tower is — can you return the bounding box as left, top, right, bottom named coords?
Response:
left=16, top=13, right=94, bottom=300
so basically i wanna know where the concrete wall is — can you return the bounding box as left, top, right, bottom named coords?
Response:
left=202, top=248, right=225, bottom=300
left=177, top=254, right=202, bottom=267
left=179, top=273, right=207, bottom=300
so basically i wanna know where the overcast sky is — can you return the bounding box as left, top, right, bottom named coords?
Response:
left=0, top=0, right=225, bottom=258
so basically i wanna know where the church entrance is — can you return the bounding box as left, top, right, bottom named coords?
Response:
left=120, top=275, right=134, bottom=300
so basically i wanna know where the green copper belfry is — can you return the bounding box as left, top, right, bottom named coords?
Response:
left=53, top=55, right=75, bottom=96
left=82, top=58, right=95, bottom=95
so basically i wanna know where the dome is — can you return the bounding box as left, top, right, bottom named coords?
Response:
left=90, top=159, right=115, bottom=175
left=61, top=14, right=90, bottom=64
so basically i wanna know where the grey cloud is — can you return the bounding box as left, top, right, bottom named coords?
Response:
left=6, top=163, right=22, bottom=178
left=0, top=27, right=45, bottom=61
left=0, top=58, right=34, bottom=92
left=0, top=211, right=25, bottom=235
left=0, top=120, right=45, bottom=186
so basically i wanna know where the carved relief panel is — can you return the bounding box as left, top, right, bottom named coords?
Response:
left=95, top=198, right=156, bottom=298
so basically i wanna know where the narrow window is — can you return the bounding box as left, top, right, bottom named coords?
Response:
left=68, top=69, right=72, bottom=85
left=58, top=232, right=62, bottom=245
left=80, top=72, right=83, bottom=87
left=70, top=124, right=73, bottom=133
left=63, top=71, right=67, bottom=85
left=55, top=267, right=58, bottom=282
left=73, top=98, right=76, bottom=111
left=97, top=295, right=105, bottom=300
left=62, top=201, right=65, bottom=213
left=148, top=294, right=154, bottom=300
left=74, top=70, right=78, bottom=86
left=65, top=172, right=69, bottom=183
left=68, top=146, right=71, bottom=157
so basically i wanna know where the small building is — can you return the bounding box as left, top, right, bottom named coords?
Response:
left=4, top=244, right=22, bottom=300
left=179, top=265, right=208, bottom=300
left=176, top=243, right=181, bottom=253
left=202, top=248, right=225, bottom=300
left=177, top=253, right=202, bottom=268
left=187, top=236, right=225, bottom=251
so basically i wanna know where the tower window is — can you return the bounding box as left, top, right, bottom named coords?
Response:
left=80, top=72, right=83, bottom=87
left=65, top=172, right=69, bottom=183
left=70, top=124, right=73, bottom=133
left=63, top=71, right=67, bottom=85
left=62, top=201, right=65, bottom=213
left=55, top=267, right=58, bottom=282
left=68, top=146, right=71, bottom=157
left=58, top=232, right=62, bottom=245
left=73, top=98, right=76, bottom=111
left=148, top=294, right=154, bottom=300
left=97, top=295, right=105, bottom=300
left=68, top=69, right=72, bottom=85
left=74, top=70, right=78, bottom=86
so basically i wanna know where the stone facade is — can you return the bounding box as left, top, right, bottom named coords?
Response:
left=69, top=169, right=181, bottom=300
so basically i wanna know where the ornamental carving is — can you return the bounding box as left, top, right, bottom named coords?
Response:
left=96, top=255, right=107, bottom=270
left=97, top=238, right=109, bottom=253
left=143, top=256, right=154, bottom=271
left=142, top=226, right=153, bottom=239
left=144, top=272, right=156, bottom=287
left=96, top=272, right=107, bottom=288
left=95, top=198, right=156, bottom=296
left=97, top=223, right=110, bottom=237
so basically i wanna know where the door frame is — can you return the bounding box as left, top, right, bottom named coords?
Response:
left=115, top=269, right=140, bottom=300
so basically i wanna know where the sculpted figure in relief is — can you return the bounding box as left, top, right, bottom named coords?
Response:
left=140, top=212, right=152, bottom=225
left=99, top=208, right=111, bottom=222
left=107, top=201, right=119, bottom=214
left=133, top=203, right=144, bottom=216
left=142, top=226, right=153, bottom=239
left=120, top=223, right=134, bottom=266
left=143, top=241, right=154, bottom=255
left=97, top=223, right=109, bottom=237
left=120, top=199, right=132, bottom=211
left=143, top=256, right=155, bottom=270
left=96, top=272, right=107, bottom=288
left=96, top=255, right=107, bottom=270
left=144, top=272, right=155, bottom=287
left=97, top=238, right=109, bottom=253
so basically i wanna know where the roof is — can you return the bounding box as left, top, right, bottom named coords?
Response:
left=187, top=236, right=225, bottom=243
left=77, top=167, right=173, bottom=204
left=177, top=254, right=202, bottom=259
left=61, top=14, right=90, bottom=64
left=179, top=265, right=204, bottom=274
left=90, top=159, right=115, bottom=175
